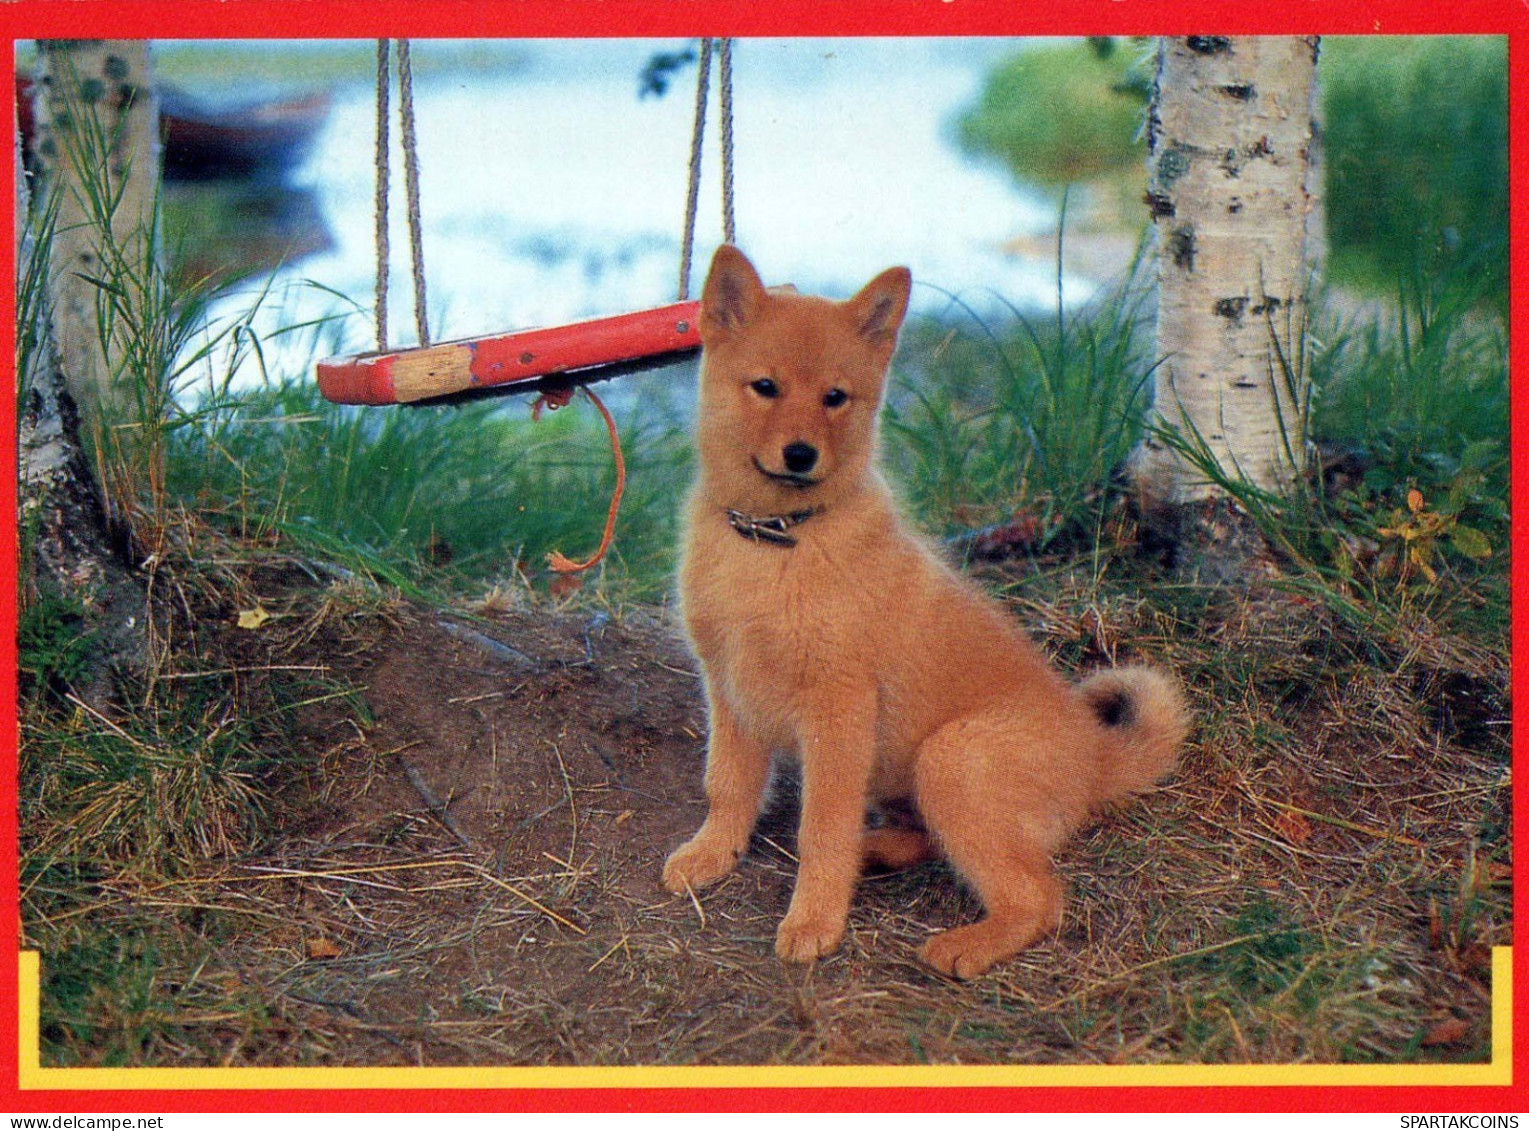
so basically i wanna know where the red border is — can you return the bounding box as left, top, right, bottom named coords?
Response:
left=0, top=1, right=1523, bottom=39
left=3, top=0, right=1525, bottom=1114
left=2, top=13, right=19, bottom=1119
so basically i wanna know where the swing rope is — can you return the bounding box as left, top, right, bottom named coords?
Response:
left=397, top=40, right=431, bottom=347
left=369, top=38, right=736, bottom=578
left=675, top=38, right=712, bottom=303
left=542, top=38, right=735, bottom=577
left=677, top=37, right=735, bottom=301
left=718, top=38, right=736, bottom=246
left=374, top=39, right=431, bottom=351
left=373, top=40, right=390, bottom=352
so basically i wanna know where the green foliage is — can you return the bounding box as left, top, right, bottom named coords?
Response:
left=18, top=595, right=97, bottom=697
left=885, top=232, right=1154, bottom=545
left=1169, top=894, right=1399, bottom=1060
left=1370, top=474, right=1496, bottom=587
left=1312, top=270, right=1507, bottom=492
left=37, top=926, right=166, bottom=1067
left=15, top=165, right=61, bottom=423
left=1151, top=249, right=1506, bottom=631
left=1310, top=257, right=1509, bottom=586
left=1206, top=895, right=1318, bottom=999
left=1321, top=36, right=1507, bottom=298
left=27, top=905, right=265, bottom=1068
left=35, top=57, right=271, bottom=534
left=955, top=39, right=1151, bottom=187
left=959, top=36, right=1507, bottom=302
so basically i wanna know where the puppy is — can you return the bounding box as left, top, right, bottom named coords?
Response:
left=662, top=245, right=1188, bottom=978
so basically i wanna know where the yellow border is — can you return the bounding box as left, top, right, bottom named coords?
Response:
left=14, top=947, right=1513, bottom=1090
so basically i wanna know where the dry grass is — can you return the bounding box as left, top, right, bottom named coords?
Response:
left=18, top=506, right=1508, bottom=1069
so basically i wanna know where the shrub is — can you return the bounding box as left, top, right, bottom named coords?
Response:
left=955, top=38, right=1150, bottom=187
left=958, top=36, right=1508, bottom=299
left=1320, top=36, right=1507, bottom=295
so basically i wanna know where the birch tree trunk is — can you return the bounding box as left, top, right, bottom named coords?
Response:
left=1133, top=36, right=1320, bottom=506
left=17, top=138, right=149, bottom=706
left=19, top=42, right=157, bottom=704
left=28, top=39, right=161, bottom=435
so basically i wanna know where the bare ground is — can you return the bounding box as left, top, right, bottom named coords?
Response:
left=23, top=545, right=1510, bottom=1068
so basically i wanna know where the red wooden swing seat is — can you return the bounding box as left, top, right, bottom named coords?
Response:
left=316, top=299, right=702, bottom=405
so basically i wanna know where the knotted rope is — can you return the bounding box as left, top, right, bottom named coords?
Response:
left=533, top=387, right=627, bottom=576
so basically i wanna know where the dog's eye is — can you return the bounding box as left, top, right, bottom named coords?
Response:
left=823, top=388, right=849, bottom=408
left=749, top=378, right=779, bottom=399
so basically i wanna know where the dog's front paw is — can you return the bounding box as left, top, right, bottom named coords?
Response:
left=774, top=907, right=847, bottom=963
left=662, top=834, right=741, bottom=893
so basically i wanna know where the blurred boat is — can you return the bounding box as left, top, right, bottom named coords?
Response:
left=16, top=75, right=331, bottom=182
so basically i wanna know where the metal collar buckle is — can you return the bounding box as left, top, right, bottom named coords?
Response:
left=725, top=507, right=821, bottom=548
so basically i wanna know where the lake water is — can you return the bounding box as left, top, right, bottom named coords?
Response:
left=197, top=37, right=1108, bottom=386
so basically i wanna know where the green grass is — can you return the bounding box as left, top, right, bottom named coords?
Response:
left=1311, top=258, right=1509, bottom=505
left=21, top=687, right=269, bottom=870
left=25, top=54, right=270, bottom=539
left=172, top=375, right=693, bottom=602
left=158, top=212, right=1506, bottom=633
left=1173, top=899, right=1390, bottom=1061
left=885, top=224, right=1155, bottom=547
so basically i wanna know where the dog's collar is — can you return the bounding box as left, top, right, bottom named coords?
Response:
left=725, top=506, right=822, bottom=548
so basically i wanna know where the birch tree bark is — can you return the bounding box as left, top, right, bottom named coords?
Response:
left=1133, top=36, right=1320, bottom=505
left=28, top=39, right=162, bottom=435
left=19, top=41, right=158, bottom=704
left=18, top=141, right=149, bottom=706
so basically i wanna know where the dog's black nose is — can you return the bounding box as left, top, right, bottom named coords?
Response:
left=782, top=443, right=818, bottom=474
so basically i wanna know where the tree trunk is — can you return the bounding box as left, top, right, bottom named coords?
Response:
left=28, top=40, right=161, bottom=435
left=19, top=42, right=157, bottom=705
left=1133, top=36, right=1320, bottom=507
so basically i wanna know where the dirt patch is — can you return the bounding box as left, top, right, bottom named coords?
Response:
left=246, top=598, right=991, bottom=1067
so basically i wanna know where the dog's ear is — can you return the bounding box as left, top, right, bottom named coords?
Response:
left=847, top=266, right=912, bottom=349
left=701, top=245, right=766, bottom=338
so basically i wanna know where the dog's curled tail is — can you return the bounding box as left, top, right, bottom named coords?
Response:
left=1079, top=666, right=1189, bottom=805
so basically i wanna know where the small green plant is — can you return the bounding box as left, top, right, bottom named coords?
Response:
left=1372, top=484, right=1493, bottom=587
left=35, top=60, right=269, bottom=544
left=1207, top=895, right=1318, bottom=999
left=17, top=594, right=98, bottom=697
